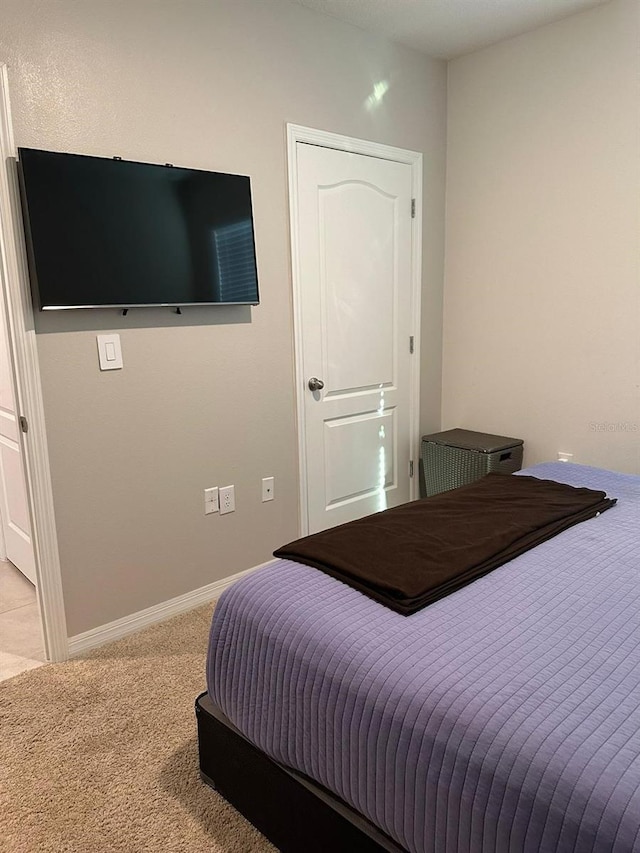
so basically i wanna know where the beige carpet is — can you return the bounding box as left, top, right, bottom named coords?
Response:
left=0, top=604, right=276, bottom=853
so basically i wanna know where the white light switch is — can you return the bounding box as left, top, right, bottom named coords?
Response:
left=204, top=487, right=219, bottom=514
left=97, top=334, right=123, bottom=371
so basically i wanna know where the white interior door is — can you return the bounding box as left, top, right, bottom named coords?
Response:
left=294, top=140, right=417, bottom=534
left=0, top=261, right=36, bottom=584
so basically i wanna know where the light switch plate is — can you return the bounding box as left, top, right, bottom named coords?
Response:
left=97, top=334, right=123, bottom=370
left=204, top=487, right=219, bottom=514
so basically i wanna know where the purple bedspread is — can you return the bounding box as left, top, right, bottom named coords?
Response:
left=207, top=464, right=640, bottom=853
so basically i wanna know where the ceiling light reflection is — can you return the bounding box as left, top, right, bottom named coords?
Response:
left=365, top=79, right=390, bottom=112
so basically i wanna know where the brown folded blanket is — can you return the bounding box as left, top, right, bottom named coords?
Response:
left=274, top=473, right=616, bottom=615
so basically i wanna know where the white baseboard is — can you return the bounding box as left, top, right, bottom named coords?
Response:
left=67, top=559, right=275, bottom=657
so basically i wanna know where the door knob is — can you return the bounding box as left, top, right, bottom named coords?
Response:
left=308, top=377, right=325, bottom=392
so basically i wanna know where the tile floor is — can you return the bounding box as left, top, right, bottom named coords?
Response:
left=0, top=559, right=45, bottom=682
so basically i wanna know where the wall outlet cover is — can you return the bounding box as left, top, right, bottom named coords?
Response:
left=219, top=485, right=235, bottom=515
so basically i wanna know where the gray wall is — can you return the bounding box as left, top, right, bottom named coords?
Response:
left=443, top=0, right=640, bottom=473
left=0, top=0, right=447, bottom=635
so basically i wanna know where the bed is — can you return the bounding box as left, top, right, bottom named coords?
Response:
left=197, top=463, right=640, bottom=852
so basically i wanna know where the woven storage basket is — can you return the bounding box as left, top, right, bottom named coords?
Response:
left=421, top=429, right=523, bottom=497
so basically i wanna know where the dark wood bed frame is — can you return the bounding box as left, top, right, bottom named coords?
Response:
left=196, top=692, right=407, bottom=852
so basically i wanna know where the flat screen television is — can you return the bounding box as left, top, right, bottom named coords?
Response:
left=17, top=148, right=260, bottom=309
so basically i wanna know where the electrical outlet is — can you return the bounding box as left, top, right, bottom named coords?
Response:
left=219, top=485, right=235, bottom=515
left=204, top=487, right=218, bottom=515
left=261, top=476, right=275, bottom=502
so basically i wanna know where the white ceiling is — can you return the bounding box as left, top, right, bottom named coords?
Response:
left=290, top=0, right=612, bottom=59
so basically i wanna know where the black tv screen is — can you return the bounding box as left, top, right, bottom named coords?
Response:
left=18, top=148, right=260, bottom=309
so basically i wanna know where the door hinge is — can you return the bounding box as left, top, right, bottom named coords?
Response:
left=409, top=335, right=414, bottom=354
left=409, top=460, right=414, bottom=478
left=19, top=416, right=28, bottom=433
left=411, top=198, right=416, bottom=219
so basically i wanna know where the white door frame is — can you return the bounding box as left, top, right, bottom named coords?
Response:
left=0, top=64, right=68, bottom=661
left=287, top=124, right=423, bottom=537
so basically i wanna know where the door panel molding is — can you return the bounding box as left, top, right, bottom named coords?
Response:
left=0, top=64, right=68, bottom=661
left=287, top=124, right=422, bottom=536
left=0, top=268, right=36, bottom=582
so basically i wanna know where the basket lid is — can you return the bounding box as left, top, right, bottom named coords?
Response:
left=422, top=428, right=523, bottom=453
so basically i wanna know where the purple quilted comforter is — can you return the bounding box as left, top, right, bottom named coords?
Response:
left=207, top=464, right=640, bottom=853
